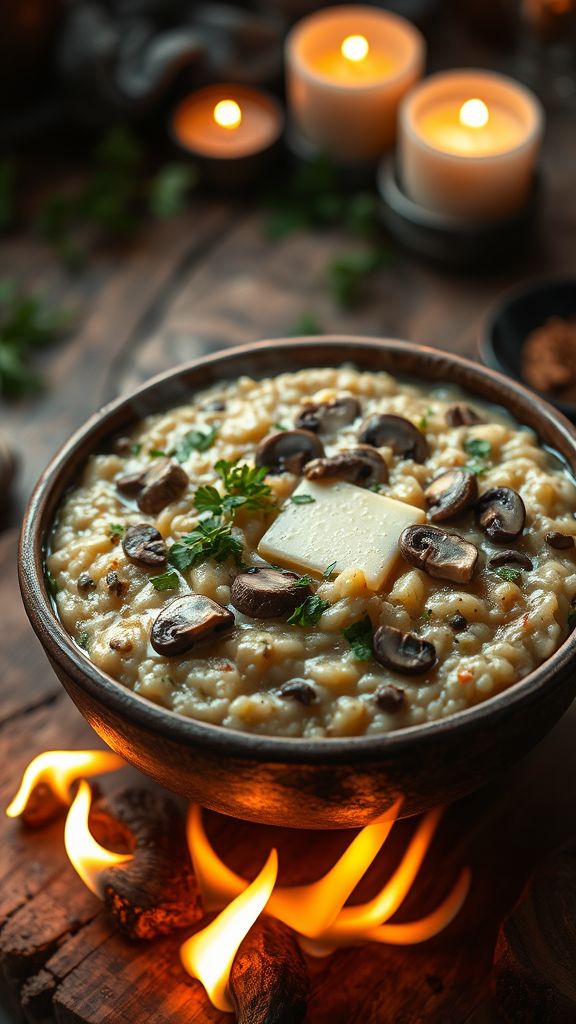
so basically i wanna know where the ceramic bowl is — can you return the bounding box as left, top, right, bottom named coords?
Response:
left=19, top=338, right=576, bottom=828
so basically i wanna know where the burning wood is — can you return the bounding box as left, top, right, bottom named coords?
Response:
left=5, top=749, right=124, bottom=827
left=230, top=916, right=310, bottom=1024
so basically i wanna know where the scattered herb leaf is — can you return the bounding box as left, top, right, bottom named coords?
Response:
left=45, top=567, right=59, bottom=597
left=168, top=516, right=243, bottom=572
left=418, top=408, right=434, bottom=430
left=342, top=616, right=373, bottom=660
left=290, top=494, right=315, bottom=505
left=131, top=442, right=142, bottom=455
left=108, top=523, right=125, bottom=540
left=174, top=425, right=218, bottom=462
left=148, top=448, right=168, bottom=458
left=76, top=630, right=90, bottom=650
left=272, top=422, right=288, bottom=431
left=294, top=574, right=315, bottom=588
left=367, top=482, right=385, bottom=493
left=493, top=566, right=523, bottom=583
left=323, top=561, right=337, bottom=577
left=465, top=461, right=489, bottom=476
left=150, top=569, right=180, bottom=591
left=195, top=460, right=276, bottom=518
left=464, top=438, right=492, bottom=459
left=287, top=595, right=330, bottom=626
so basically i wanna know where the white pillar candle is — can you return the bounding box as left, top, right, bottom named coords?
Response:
left=286, top=5, right=425, bottom=161
left=398, top=70, right=544, bottom=220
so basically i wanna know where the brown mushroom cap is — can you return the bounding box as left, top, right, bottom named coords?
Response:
left=122, top=524, right=167, bottom=568
left=295, top=396, right=361, bottom=433
left=488, top=549, right=533, bottom=570
left=357, top=414, right=429, bottom=463
left=150, top=595, right=234, bottom=656
left=373, top=625, right=436, bottom=676
left=277, top=679, right=318, bottom=704
left=231, top=567, right=309, bottom=619
left=546, top=531, right=575, bottom=550
left=400, top=524, right=478, bottom=583
left=425, top=468, right=478, bottom=522
left=303, top=446, right=388, bottom=486
left=116, top=469, right=148, bottom=498
left=475, top=487, right=526, bottom=543
left=255, top=430, right=325, bottom=475
left=374, top=683, right=405, bottom=711
left=445, top=404, right=484, bottom=427
left=137, top=459, right=189, bottom=515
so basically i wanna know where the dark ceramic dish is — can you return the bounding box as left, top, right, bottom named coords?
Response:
left=479, top=276, right=576, bottom=421
left=19, top=338, right=576, bottom=829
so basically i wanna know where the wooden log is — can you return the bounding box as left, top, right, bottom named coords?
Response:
left=492, top=840, right=576, bottom=1024
left=230, top=916, right=310, bottom=1024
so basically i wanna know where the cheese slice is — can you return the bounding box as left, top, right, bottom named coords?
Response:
left=258, top=479, right=425, bottom=591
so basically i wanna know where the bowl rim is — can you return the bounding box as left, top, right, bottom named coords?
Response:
left=19, top=336, right=576, bottom=765
left=478, top=273, right=576, bottom=419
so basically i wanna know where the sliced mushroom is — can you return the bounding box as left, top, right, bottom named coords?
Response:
left=278, top=679, right=318, bottom=705
left=77, top=572, right=96, bottom=594
left=374, top=683, right=405, bottom=711
left=295, top=396, right=361, bottom=433
left=105, top=571, right=129, bottom=598
left=357, top=414, right=429, bottom=463
left=475, top=487, right=526, bottom=543
left=425, top=468, right=478, bottom=522
left=400, top=524, right=478, bottom=583
left=546, top=531, right=575, bottom=550
left=231, top=567, right=309, bottom=619
left=122, top=524, right=167, bottom=568
left=255, top=430, right=325, bottom=475
left=304, top=446, right=388, bottom=486
left=137, top=459, right=189, bottom=515
left=373, top=625, right=436, bottom=676
left=488, top=549, right=533, bottom=570
left=116, top=469, right=148, bottom=498
left=113, top=436, right=136, bottom=457
left=150, top=595, right=234, bottom=656
left=445, top=404, right=484, bottom=427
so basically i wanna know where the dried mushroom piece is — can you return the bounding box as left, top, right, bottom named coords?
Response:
left=137, top=459, right=189, bottom=515
left=425, top=468, right=478, bottom=522
left=373, top=625, right=436, bottom=675
left=475, top=487, right=526, bottom=543
left=374, top=683, right=405, bottom=711
left=77, top=572, right=96, bottom=594
left=400, top=524, right=478, bottom=583
left=122, top=523, right=167, bottom=568
left=488, top=550, right=533, bottom=570
left=445, top=404, right=484, bottom=427
left=150, top=595, right=234, bottom=656
left=546, top=531, right=575, bottom=550
left=116, top=468, right=148, bottom=498
left=105, top=570, right=129, bottom=598
left=294, top=396, right=361, bottom=433
left=303, top=446, right=388, bottom=486
left=278, top=679, right=318, bottom=705
left=231, top=567, right=309, bottom=619
left=357, top=414, right=429, bottom=463
left=255, top=430, right=325, bottom=475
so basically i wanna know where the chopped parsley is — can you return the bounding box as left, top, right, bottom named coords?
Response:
left=149, top=448, right=168, bottom=458
left=493, top=565, right=523, bottom=583
left=195, top=460, right=276, bottom=518
left=173, top=425, right=218, bottom=462
left=418, top=407, right=434, bottom=430
left=464, top=438, right=491, bottom=459
left=44, top=567, right=59, bottom=597
left=76, top=630, right=90, bottom=650
left=290, top=494, right=315, bottom=505
left=108, top=523, right=125, bottom=540
left=294, top=574, right=314, bottom=588
left=272, top=422, right=288, bottom=431
left=168, top=516, right=243, bottom=572
left=367, top=482, right=385, bottom=493
left=342, top=616, right=373, bottom=660
left=287, top=595, right=330, bottom=626
left=150, top=569, right=180, bottom=591
left=130, top=442, right=142, bottom=455
left=323, top=561, right=337, bottom=577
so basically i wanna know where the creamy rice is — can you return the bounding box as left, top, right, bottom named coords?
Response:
left=48, top=367, right=576, bottom=738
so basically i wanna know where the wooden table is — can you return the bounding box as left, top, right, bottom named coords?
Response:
left=1, top=68, right=576, bottom=1023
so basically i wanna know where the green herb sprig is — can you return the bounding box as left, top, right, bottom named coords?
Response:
left=174, top=426, right=218, bottom=462
left=150, top=569, right=180, bottom=592
left=463, top=437, right=492, bottom=476
left=342, top=616, right=373, bottom=660
left=168, top=516, right=243, bottom=573
left=195, top=460, right=276, bottom=518
left=287, top=595, right=330, bottom=627
left=493, top=566, right=523, bottom=583
left=108, top=523, right=125, bottom=541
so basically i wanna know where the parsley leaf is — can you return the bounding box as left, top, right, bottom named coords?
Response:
left=108, top=523, right=125, bottom=540
left=45, top=567, right=59, bottom=597
left=290, top=494, right=315, bottom=505
left=493, top=566, right=523, bottom=583
left=323, top=561, right=337, bottom=577
left=174, top=425, right=218, bottom=462
left=149, top=448, right=168, bottom=458
left=294, top=574, right=315, bottom=588
left=150, top=569, right=180, bottom=591
left=168, top=516, right=243, bottom=572
left=195, top=460, right=276, bottom=519
left=342, top=616, right=373, bottom=660
left=272, top=422, right=288, bottom=431
left=76, top=630, right=90, bottom=650
left=464, top=438, right=492, bottom=459
left=287, top=595, right=330, bottom=626
left=131, top=442, right=142, bottom=455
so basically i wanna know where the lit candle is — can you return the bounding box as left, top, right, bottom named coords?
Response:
left=171, top=85, right=284, bottom=187
left=286, top=5, right=425, bottom=161
left=398, top=70, right=544, bottom=219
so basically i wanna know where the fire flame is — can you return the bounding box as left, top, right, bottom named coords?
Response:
left=459, top=98, right=489, bottom=129
left=180, top=849, right=278, bottom=1013
left=213, top=99, right=242, bottom=130
left=64, top=780, right=133, bottom=897
left=341, top=34, right=369, bottom=62
left=5, top=749, right=124, bottom=818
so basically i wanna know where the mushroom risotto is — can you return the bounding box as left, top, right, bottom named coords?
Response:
left=47, top=367, right=576, bottom=738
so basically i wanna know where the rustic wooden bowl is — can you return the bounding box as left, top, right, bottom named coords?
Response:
left=19, top=338, right=576, bottom=828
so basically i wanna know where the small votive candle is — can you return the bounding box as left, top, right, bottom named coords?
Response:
left=398, top=70, right=544, bottom=220
left=286, top=5, right=425, bottom=161
left=171, top=84, right=284, bottom=188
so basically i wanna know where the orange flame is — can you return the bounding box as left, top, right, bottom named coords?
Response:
left=5, top=749, right=124, bottom=818
left=64, top=780, right=133, bottom=897
left=180, top=849, right=278, bottom=1013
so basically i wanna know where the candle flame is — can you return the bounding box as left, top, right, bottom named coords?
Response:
left=180, top=849, right=277, bottom=1013
left=459, top=98, right=489, bottom=129
left=64, top=780, right=133, bottom=897
left=5, top=749, right=124, bottom=818
left=341, top=34, right=369, bottom=62
left=213, top=99, right=242, bottom=130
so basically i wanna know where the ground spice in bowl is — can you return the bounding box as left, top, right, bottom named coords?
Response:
left=521, top=316, right=576, bottom=403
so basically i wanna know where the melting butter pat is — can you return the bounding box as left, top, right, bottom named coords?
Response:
left=258, top=480, right=425, bottom=591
